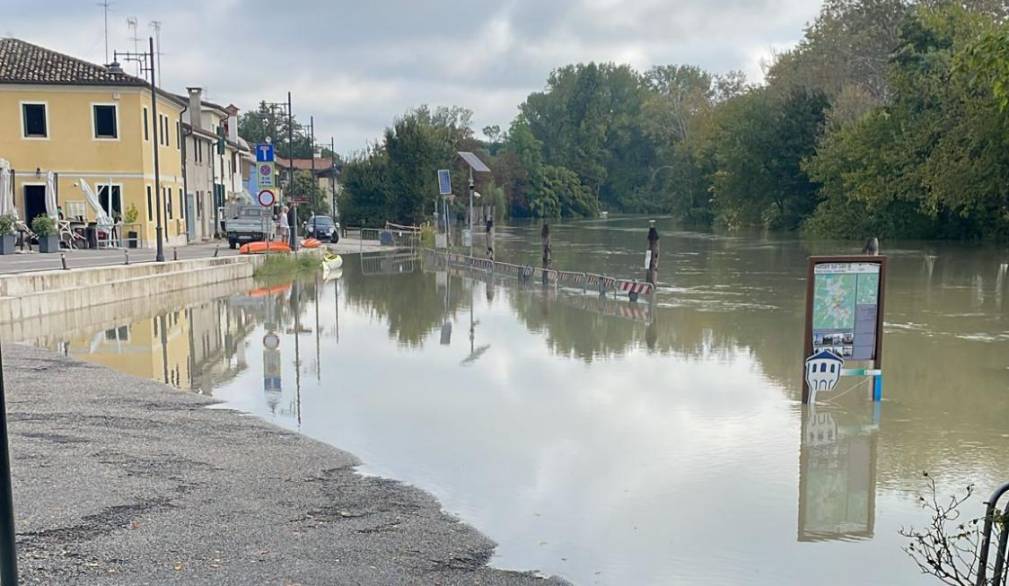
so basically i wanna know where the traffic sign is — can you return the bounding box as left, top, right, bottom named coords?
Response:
left=258, top=162, right=275, bottom=189
left=258, top=189, right=276, bottom=208
left=256, top=143, right=275, bottom=162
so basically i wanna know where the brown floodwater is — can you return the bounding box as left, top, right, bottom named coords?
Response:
left=14, top=217, right=1009, bottom=585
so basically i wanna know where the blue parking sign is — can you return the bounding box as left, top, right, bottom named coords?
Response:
left=256, top=143, right=275, bottom=162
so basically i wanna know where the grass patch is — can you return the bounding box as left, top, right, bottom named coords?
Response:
left=253, top=253, right=320, bottom=278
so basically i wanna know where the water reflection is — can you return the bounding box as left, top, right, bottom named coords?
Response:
left=6, top=220, right=1009, bottom=585
left=798, top=402, right=879, bottom=542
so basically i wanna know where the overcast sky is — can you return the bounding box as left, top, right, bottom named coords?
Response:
left=6, top=0, right=823, bottom=154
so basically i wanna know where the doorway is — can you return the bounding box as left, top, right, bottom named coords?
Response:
left=23, top=185, right=46, bottom=224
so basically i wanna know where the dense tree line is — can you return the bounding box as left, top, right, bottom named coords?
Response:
left=339, top=0, right=1009, bottom=238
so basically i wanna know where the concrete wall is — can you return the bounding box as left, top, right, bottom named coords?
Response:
left=0, top=256, right=263, bottom=325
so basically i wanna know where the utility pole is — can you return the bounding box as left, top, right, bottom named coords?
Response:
left=330, top=137, right=337, bottom=219
left=149, top=38, right=165, bottom=262
left=114, top=38, right=164, bottom=260
left=287, top=92, right=297, bottom=251
left=310, top=116, right=316, bottom=214
left=0, top=343, right=19, bottom=586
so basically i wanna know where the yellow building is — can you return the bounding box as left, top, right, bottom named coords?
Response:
left=0, top=38, right=188, bottom=246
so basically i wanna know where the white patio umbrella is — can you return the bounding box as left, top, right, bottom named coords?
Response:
left=0, top=160, right=17, bottom=219
left=44, top=171, right=58, bottom=220
left=78, top=179, right=113, bottom=227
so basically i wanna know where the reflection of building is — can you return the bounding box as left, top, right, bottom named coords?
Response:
left=65, top=310, right=191, bottom=388
left=189, top=299, right=257, bottom=394
left=798, top=405, right=879, bottom=542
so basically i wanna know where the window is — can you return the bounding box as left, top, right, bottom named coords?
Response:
left=97, top=185, right=123, bottom=218
left=179, top=190, right=184, bottom=218
left=176, top=121, right=181, bottom=149
left=143, top=108, right=149, bottom=141
left=93, top=104, right=118, bottom=139
left=166, top=187, right=173, bottom=219
left=147, top=186, right=153, bottom=221
left=21, top=103, right=47, bottom=138
left=163, top=116, right=169, bottom=146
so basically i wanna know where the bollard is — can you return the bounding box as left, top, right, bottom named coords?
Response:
left=0, top=344, right=19, bottom=586
left=541, top=223, right=551, bottom=287
left=173, top=248, right=178, bottom=261
left=124, top=250, right=130, bottom=265
left=646, top=219, right=659, bottom=286
left=214, top=245, right=220, bottom=258
left=60, top=252, right=68, bottom=271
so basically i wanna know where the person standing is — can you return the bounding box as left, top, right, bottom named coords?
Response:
left=276, top=205, right=289, bottom=243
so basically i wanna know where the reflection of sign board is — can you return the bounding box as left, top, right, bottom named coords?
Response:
left=263, top=333, right=280, bottom=350
left=462, top=229, right=472, bottom=247
left=644, top=250, right=652, bottom=269
left=798, top=407, right=877, bottom=542
left=437, top=169, right=452, bottom=195
left=435, top=233, right=447, bottom=249
left=258, top=162, right=275, bottom=189
left=263, top=347, right=282, bottom=394
left=803, top=256, right=887, bottom=403
left=257, top=189, right=276, bottom=208
left=256, top=143, right=275, bottom=162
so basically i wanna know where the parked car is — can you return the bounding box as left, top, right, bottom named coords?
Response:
left=304, top=215, right=339, bottom=242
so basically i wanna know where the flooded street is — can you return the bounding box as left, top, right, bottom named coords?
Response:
left=15, top=217, right=1009, bottom=585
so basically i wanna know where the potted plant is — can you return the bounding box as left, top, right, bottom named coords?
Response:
left=0, top=214, right=17, bottom=255
left=31, top=215, right=59, bottom=253
left=124, top=204, right=139, bottom=248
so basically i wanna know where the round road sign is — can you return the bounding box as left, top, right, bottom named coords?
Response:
left=263, top=333, right=280, bottom=350
left=258, top=189, right=276, bottom=208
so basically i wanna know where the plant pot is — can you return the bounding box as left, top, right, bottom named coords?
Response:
left=0, top=234, right=16, bottom=255
left=38, top=234, right=60, bottom=253
left=128, top=231, right=138, bottom=249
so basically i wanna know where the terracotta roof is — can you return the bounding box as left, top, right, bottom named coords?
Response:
left=0, top=38, right=147, bottom=86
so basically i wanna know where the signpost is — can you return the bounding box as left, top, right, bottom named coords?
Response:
left=802, top=256, right=887, bottom=404
left=256, top=143, right=275, bottom=162
left=257, top=162, right=275, bottom=189
left=257, top=189, right=276, bottom=208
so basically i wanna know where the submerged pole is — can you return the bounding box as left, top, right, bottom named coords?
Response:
left=647, top=219, right=659, bottom=286
left=541, top=223, right=551, bottom=287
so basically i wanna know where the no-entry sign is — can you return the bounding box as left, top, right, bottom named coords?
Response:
left=258, top=189, right=276, bottom=208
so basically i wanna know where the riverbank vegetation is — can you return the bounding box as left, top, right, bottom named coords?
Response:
left=253, top=253, right=320, bottom=279
left=337, top=0, right=1009, bottom=239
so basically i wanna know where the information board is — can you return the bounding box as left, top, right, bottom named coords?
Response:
left=803, top=256, right=887, bottom=403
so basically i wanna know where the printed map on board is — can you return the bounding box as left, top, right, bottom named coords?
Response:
left=856, top=273, right=879, bottom=305
left=813, top=273, right=856, bottom=330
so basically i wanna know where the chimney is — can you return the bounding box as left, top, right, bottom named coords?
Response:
left=225, top=105, right=239, bottom=143
left=186, top=87, right=202, bottom=130
left=106, top=61, right=124, bottom=74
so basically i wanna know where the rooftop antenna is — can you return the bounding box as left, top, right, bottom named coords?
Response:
left=126, top=17, right=141, bottom=75
left=98, top=0, right=112, bottom=64
left=149, top=20, right=162, bottom=82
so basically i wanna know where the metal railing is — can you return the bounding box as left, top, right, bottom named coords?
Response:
left=977, top=483, right=1009, bottom=586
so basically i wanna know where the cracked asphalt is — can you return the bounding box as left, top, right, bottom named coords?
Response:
left=3, top=344, right=564, bottom=585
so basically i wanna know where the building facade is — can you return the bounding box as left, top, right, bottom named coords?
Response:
left=0, top=38, right=189, bottom=247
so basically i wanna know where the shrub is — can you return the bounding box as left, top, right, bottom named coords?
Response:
left=31, top=215, right=55, bottom=236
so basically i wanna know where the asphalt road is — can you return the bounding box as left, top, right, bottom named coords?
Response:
left=4, top=344, right=563, bottom=585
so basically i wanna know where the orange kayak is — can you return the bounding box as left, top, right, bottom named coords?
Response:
left=239, top=241, right=292, bottom=255
left=301, top=238, right=322, bottom=249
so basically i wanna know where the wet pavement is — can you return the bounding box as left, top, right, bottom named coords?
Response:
left=5, top=343, right=560, bottom=585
